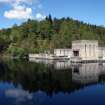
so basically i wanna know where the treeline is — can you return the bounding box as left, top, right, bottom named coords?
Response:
left=0, top=15, right=105, bottom=58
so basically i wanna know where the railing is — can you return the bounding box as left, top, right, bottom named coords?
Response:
left=70, top=57, right=82, bottom=63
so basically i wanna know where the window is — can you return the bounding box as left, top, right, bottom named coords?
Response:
left=73, top=50, right=79, bottom=56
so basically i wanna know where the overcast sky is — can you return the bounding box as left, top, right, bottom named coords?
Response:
left=0, top=0, right=105, bottom=29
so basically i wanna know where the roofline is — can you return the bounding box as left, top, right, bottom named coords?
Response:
left=54, top=49, right=72, bottom=50
left=72, top=40, right=98, bottom=43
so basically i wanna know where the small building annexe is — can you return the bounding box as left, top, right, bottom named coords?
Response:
left=54, top=49, right=72, bottom=58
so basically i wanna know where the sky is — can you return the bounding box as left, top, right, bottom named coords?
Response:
left=0, top=0, right=105, bottom=29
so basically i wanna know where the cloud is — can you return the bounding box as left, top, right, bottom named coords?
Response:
left=0, top=0, right=41, bottom=7
left=35, top=13, right=46, bottom=20
left=5, top=89, right=33, bottom=102
left=0, top=0, right=32, bottom=4
left=1, top=0, right=46, bottom=20
left=4, top=5, right=33, bottom=19
left=0, top=0, right=10, bottom=3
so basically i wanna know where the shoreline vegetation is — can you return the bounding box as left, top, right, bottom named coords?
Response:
left=1, top=15, right=105, bottom=59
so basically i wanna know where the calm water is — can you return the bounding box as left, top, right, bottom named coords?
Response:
left=0, top=59, right=105, bottom=105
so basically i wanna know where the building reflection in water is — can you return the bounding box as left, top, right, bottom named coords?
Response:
left=55, top=61, right=105, bottom=84
left=72, top=63, right=100, bottom=84
left=30, top=59, right=105, bottom=85
left=54, top=61, right=71, bottom=70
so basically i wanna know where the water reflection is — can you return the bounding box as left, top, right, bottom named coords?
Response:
left=72, top=63, right=102, bottom=84
left=0, top=59, right=105, bottom=105
left=1, top=60, right=105, bottom=92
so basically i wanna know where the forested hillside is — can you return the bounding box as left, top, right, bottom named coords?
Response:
left=0, top=15, right=105, bottom=58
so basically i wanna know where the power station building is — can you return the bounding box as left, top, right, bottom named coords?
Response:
left=29, top=40, right=105, bottom=61
left=54, top=40, right=105, bottom=61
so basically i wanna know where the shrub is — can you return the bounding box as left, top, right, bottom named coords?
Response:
left=7, top=45, right=28, bottom=58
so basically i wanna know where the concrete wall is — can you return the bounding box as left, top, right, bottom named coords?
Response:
left=98, top=47, right=105, bottom=60
left=29, top=54, right=54, bottom=59
left=101, top=47, right=105, bottom=60
left=54, top=49, right=72, bottom=58
left=98, top=47, right=103, bottom=59
left=72, top=40, right=99, bottom=60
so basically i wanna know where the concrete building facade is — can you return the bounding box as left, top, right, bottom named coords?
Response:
left=72, top=40, right=99, bottom=60
left=98, top=47, right=105, bottom=60
left=54, top=49, right=72, bottom=58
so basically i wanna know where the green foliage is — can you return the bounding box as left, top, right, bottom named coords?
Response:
left=7, top=44, right=27, bottom=58
left=1, top=15, right=105, bottom=58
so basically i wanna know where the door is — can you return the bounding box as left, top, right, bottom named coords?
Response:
left=73, top=50, right=79, bottom=57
